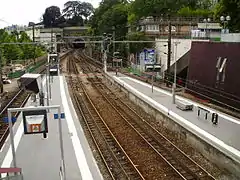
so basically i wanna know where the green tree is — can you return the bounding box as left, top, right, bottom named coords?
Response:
left=1, top=33, right=21, bottom=64
left=131, top=0, right=186, bottom=19
left=63, top=1, right=94, bottom=26
left=214, top=0, right=240, bottom=31
left=43, top=6, right=65, bottom=28
left=127, top=32, right=153, bottom=53
left=89, top=0, right=125, bottom=34
left=178, top=7, right=213, bottom=17
left=19, top=32, right=38, bottom=60
left=130, top=0, right=214, bottom=20
left=0, top=29, right=46, bottom=65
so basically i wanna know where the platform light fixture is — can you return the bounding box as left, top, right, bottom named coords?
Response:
left=172, top=41, right=181, bottom=104
left=220, top=15, right=231, bottom=33
left=203, top=18, right=211, bottom=39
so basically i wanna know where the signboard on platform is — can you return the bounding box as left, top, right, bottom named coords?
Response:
left=144, top=49, right=155, bottom=65
left=2, top=117, right=17, bottom=123
left=54, top=113, right=65, bottom=119
left=23, top=110, right=48, bottom=134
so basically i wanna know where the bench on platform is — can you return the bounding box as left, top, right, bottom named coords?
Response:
left=176, top=100, right=193, bottom=111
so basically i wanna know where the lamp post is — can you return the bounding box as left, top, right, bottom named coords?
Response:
left=203, top=18, right=211, bottom=39
left=0, top=49, right=3, bottom=94
left=102, top=33, right=112, bottom=73
left=112, top=26, right=116, bottom=53
left=220, top=15, right=231, bottom=33
left=29, top=22, right=36, bottom=65
left=172, top=41, right=180, bottom=104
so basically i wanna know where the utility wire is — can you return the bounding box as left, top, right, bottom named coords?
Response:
left=163, top=77, right=240, bottom=112
left=89, top=48, right=240, bottom=112
left=164, top=71, right=240, bottom=103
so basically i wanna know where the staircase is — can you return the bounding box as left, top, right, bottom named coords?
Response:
left=169, top=50, right=190, bottom=74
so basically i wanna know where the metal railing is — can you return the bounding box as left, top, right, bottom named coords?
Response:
left=139, top=16, right=206, bottom=25
left=0, top=174, right=23, bottom=180
left=0, top=168, right=23, bottom=180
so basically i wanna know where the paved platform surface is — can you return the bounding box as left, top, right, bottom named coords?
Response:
left=0, top=75, right=103, bottom=180
left=108, top=72, right=240, bottom=157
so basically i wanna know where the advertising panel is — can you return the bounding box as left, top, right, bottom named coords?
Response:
left=144, top=49, right=155, bottom=65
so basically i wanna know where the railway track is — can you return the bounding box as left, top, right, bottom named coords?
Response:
left=0, top=90, right=30, bottom=149
left=0, top=60, right=49, bottom=150
left=90, top=78, right=216, bottom=180
left=66, top=51, right=216, bottom=179
left=66, top=55, right=145, bottom=179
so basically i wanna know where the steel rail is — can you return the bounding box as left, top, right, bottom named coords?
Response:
left=0, top=91, right=30, bottom=149
left=76, top=52, right=215, bottom=180
left=87, top=77, right=187, bottom=179
left=96, top=80, right=216, bottom=180
left=71, top=51, right=182, bottom=179
left=66, top=55, right=144, bottom=179
left=0, top=59, right=49, bottom=150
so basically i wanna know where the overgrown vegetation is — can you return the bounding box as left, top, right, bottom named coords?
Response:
left=0, top=29, right=46, bottom=65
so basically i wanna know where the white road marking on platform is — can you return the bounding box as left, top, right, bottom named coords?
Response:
left=114, top=76, right=240, bottom=161
left=119, top=76, right=240, bottom=125
left=59, top=76, right=93, bottom=180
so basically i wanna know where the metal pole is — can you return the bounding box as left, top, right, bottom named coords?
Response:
left=113, top=26, right=115, bottom=53
left=151, top=73, right=154, bottom=93
left=49, top=63, right=52, bottom=100
left=46, top=65, right=49, bottom=107
left=40, top=75, right=45, bottom=106
left=172, top=42, right=180, bottom=104
left=167, top=18, right=172, bottom=86
left=33, top=24, right=36, bottom=65
left=58, top=107, right=66, bottom=180
left=0, top=49, right=3, bottom=94
left=7, top=110, right=17, bottom=168
left=104, top=50, right=107, bottom=73
left=51, top=21, right=53, bottom=52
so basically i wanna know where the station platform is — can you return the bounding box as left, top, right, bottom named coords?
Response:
left=0, top=75, right=103, bottom=180
left=107, top=72, right=240, bottom=161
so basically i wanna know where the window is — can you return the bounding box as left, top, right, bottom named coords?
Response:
left=145, top=25, right=159, bottom=32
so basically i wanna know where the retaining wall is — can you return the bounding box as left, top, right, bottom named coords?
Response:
left=103, top=73, right=240, bottom=179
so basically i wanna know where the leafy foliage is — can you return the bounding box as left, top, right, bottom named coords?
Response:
left=214, top=0, right=240, bottom=31
left=42, top=1, right=94, bottom=27
left=43, top=6, right=65, bottom=28
left=0, top=30, right=45, bottom=65
left=63, top=1, right=94, bottom=26
left=127, top=32, right=153, bottom=53
left=131, top=0, right=214, bottom=20
left=178, top=7, right=214, bottom=17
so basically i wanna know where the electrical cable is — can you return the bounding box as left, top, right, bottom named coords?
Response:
left=90, top=48, right=240, bottom=112
left=163, top=71, right=240, bottom=103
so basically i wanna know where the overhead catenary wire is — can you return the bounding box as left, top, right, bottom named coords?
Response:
left=164, top=71, right=240, bottom=103
left=89, top=48, right=240, bottom=112
left=0, top=40, right=169, bottom=45
left=162, top=77, right=240, bottom=113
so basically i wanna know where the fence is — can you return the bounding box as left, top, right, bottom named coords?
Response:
left=7, top=56, right=47, bottom=79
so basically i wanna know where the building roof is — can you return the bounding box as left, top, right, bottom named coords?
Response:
left=21, top=73, right=41, bottom=79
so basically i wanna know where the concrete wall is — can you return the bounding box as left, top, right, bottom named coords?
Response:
left=156, top=38, right=209, bottom=73
left=104, top=73, right=240, bottom=179
left=25, top=28, right=41, bottom=41
left=221, top=33, right=240, bottom=42
left=187, top=41, right=240, bottom=108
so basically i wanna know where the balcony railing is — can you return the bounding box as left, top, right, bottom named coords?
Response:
left=139, top=16, right=206, bottom=25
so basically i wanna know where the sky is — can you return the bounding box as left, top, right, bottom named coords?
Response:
left=0, top=0, right=101, bottom=28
